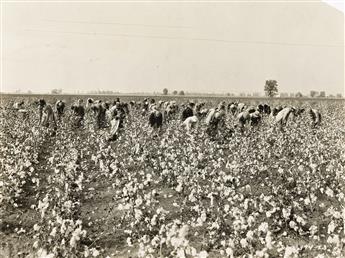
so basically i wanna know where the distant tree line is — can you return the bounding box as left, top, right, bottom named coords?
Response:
left=309, top=90, right=342, bottom=98
left=46, top=85, right=342, bottom=99
left=163, top=88, right=185, bottom=96
left=161, top=84, right=342, bottom=98
left=86, top=90, right=120, bottom=95
left=51, top=89, right=63, bottom=94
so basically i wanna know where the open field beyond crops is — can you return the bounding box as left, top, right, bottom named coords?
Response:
left=0, top=94, right=345, bottom=258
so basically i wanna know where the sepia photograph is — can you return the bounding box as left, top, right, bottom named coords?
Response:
left=0, top=0, right=344, bottom=257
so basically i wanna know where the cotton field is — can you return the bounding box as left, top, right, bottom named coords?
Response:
left=1, top=95, right=344, bottom=258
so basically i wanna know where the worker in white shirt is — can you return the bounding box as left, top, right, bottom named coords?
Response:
left=274, top=107, right=295, bottom=127
left=13, top=100, right=29, bottom=120
left=181, top=115, right=199, bottom=132
left=108, top=106, right=121, bottom=141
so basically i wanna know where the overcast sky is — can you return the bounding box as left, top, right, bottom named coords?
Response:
left=2, top=1, right=344, bottom=95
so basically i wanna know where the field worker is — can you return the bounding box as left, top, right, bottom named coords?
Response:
left=122, top=102, right=130, bottom=116
left=107, top=102, right=126, bottom=128
left=308, top=108, right=321, bottom=127
left=163, top=101, right=170, bottom=110
left=211, top=110, right=226, bottom=129
left=271, top=105, right=283, bottom=117
left=115, top=102, right=127, bottom=129
left=257, top=103, right=264, bottom=113
left=250, top=110, right=261, bottom=126
left=237, top=110, right=251, bottom=129
left=172, top=101, right=179, bottom=111
left=164, top=101, right=177, bottom=122
left=38, top=99, right=47, bottom=124
left=195, top=102, right=205, bottom=113
left=71, top=99, right=85, bottom=128
left=134, top=100, right=141, bottom=110
left=91, top=101, right=107, bottom=129
left=218, top=101, right=226, bottom=109
left=228, top=103, right=237, bottom=115
left=55, top=100, right=65, bottom=121
left=215, top=104, right=226, bottom=126
left=206, top=105, right=226, bottom=136
left=197, top=108, right=209, bottom=119
left=216, top=101, right=225, bottom=114
left=158, top=100, right=165, bottom=109
left=107, top=107, right=122, bottom=141
left=164, top=104, right=173, bottom=123
left=13, top=100, right=29, bottom=120
left=38, top=100, right=57, bottom=134
left=148, top=99, right=156, bottom=111
left=181, top=102, right=195, bottom=121
left=86, top=98, right=94, bottom=107
left=149, top=105, right=163, bottom=131
left=295, top=108, right=305, bottom=117
left=170, top=101, right=179, bottom=113
left=86, top=98, right=94, bottom=112
left=205, top=108, right=216, bottom=125
left=182, top=115, right=199, bottom=132
left=246, top=106, right=257, bottom=114
left=142, top=98, right=150, bottom=115
left=237, top=103, right=246, bottom=113
left=263, top=104, right=271, bottom=115
left=129, top=100, right=135, bottom=109
left=104, top=101, right=111, bottom=110
left=13, top=100, right=24, bottom=110
left=274, top=107, right=295, bottom=127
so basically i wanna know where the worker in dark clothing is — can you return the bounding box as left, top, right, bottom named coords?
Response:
left=149, top=105, right=163, bottom=131
left=55, top=100, right=65, bottom=121
left=308, top=108, right=321, bottom=128
left=181, top=102, right=195, bottom=121
left=91, top=101, right=107, bottom=129
left=71, top=99, right=85, bottom=128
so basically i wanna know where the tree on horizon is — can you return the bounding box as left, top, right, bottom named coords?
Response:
left=264, top=80, right=278, bottom=97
